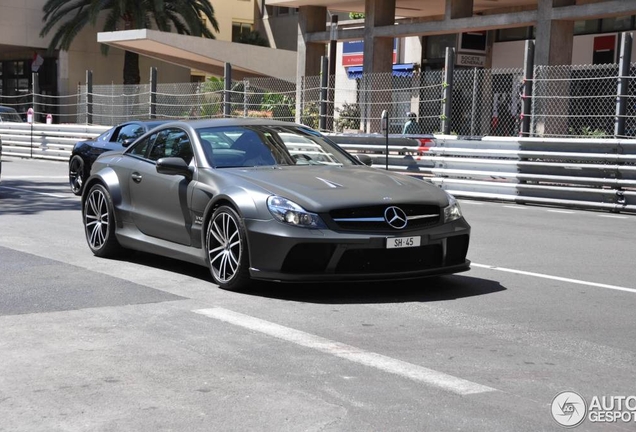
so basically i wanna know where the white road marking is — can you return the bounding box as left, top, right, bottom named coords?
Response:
left=193, top=307, right=496, bottom=396
left=598, top=215, right=629, bottom=220
left=472, top=263, right=636, bottom=295
left=0, top=186, right=69, bottom=199
left=459, top=201, right=484, bottom=205
left=547, top=210, right=574, bottom=214
left=503, top=205, right=526, bottom=210
left=2, top=175, right=68, bottom=179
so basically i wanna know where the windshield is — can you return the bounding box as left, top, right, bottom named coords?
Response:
left=0, top=110, right=22, bottom=122
left=196, top=125, right=357, bottom=168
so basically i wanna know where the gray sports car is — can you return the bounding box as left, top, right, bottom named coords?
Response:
left=82, top=119, right=470, bottom=290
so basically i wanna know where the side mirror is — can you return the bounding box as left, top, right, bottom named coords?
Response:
left=156, top=157, right=192, bottom=179
left=356, top=154, right=373, bottom=166
left=121, top=138, right=135, bottom=148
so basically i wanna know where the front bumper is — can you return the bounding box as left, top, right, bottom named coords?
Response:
left=244, top=218, right=471, bottom=282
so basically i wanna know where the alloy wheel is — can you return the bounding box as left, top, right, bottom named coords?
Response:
left=207, top=211, right=242, bottom=283
left=69, top=157, right=84, bottom=195
left=84, top=188, right=110, bottom=250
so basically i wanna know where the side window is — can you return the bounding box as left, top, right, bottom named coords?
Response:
left=147, top=128, right=193, bottom=164
left=116, top=124, right=145, bottom=143
left=127, top=133, right=157, bottom=158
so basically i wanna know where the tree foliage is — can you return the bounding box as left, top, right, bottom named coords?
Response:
left=40, top=0, right=219, bottom=84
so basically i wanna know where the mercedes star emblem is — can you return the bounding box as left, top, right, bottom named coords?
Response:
left=384, top=206, right=408, bottom=229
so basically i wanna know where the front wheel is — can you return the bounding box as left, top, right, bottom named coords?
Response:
left=69, top=155, right=86, bottom=196
left=83, top=184, right=124, bottom=257
left=206, top=206, right=251, bottom=291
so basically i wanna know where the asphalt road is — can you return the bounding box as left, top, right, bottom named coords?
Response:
left=1, top=157, right=636, bottom=432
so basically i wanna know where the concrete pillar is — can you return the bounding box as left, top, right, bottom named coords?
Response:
left=535, top=0, right=575, bottom=66
left=445, top=0, right=473, bottom=20
left=296, top=6, right=326, bottom=123
left=362, top=0, right=396, bottom=132
left=362, top=0, right=395, bottom=75
left=534, top=0, right=575, bottom=136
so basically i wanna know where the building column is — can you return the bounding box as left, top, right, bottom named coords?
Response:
left=362, top=0, right=396, bottom=132
left=445, top=0, right=473, bottom=20
left=535, top=0, right=575, bottom=66
left=534, top=0, right=575, bottom=136
left=296, top=6, right=326, bottom=123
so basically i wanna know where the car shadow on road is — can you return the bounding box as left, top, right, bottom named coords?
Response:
left=124, top=252, right=505, bottom=304
left=0, top=180, right=80, bottom=215
left=244, top=275, right=506, bottom=304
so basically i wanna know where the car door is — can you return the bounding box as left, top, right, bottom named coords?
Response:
left=127, top=127, right=195, bottom=246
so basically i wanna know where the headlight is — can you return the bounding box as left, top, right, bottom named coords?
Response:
left=267, top=196, right=326, bottom=229
left=443, top=194, right=462, bottom=223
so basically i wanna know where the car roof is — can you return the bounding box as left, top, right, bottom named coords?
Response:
left=181, top=118, right=305, bottom=128
left=0, top=106, right=18, bottom=113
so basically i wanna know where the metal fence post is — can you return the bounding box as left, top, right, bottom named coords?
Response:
left=615, top=32, right=633, bottom=138
left=243, top=79, right=249, bottom=118
left=149, top=67, right=157, bottom=119
left=441, top=47, right=455, bottom=135
left=470, top=68, right=478, bottom=136
left=86, top=70, right=93, bottom=125
left=32, top=72, right=39, bottom=123
left=319, top=56, right=329, bottom=131
left=328, top=15, right=338, bottom=132
left=224, top=63, right=232, bottom=118
left=521, top=40, right=535, bottom=137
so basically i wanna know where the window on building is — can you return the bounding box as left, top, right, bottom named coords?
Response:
left=601, top=16, right=634, bottom=33
left=496, top=27, right=534, bottom=42
left=232, top=22, right=253, bottom=42
left=574, top=19, right=601, bottom=35
left=426, top=34, right=457, bottom=59
left=459, top=31, right=487, bottom=52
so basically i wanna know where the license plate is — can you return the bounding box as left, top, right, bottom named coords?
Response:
left=386, top=236, right=421, bottom=249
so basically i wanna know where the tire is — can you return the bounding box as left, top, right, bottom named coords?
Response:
left=69, top=155, right=86, bottom=196
left=206, top=205, right=251, bottom=291
left=83, top=184, right=124, bottom=257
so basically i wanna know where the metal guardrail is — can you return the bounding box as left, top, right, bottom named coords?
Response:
left=334, top=134, right=636, bottom=213
left=2, top=124, right=635, bottom=213
left=0, top=123, right=108, bottom=161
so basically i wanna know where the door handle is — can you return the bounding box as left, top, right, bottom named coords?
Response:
left=131, top=172, right=143, bottom=183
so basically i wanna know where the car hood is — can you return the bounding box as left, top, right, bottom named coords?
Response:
left=221, top=165, right=449, bottom=212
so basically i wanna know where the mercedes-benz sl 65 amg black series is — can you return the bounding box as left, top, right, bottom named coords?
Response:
left=81, top=119, right=470, bottom=290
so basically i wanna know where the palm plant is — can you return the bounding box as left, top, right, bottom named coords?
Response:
left=40, top=0, right=219, bottom=84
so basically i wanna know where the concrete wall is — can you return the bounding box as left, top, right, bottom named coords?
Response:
left=0, top=1, right=52, bottom=49
left=263, top=14, right=299, bottom=51
left=492, top=33, right=636, bottom=69
left=212, top=0, right=257, bottom=41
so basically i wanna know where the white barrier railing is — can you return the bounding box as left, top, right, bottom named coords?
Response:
left=2, top=124, right=635, bottom=213
left=333, top=134, right=636, bottom=213
left=0, top=123, right=109, bottom=160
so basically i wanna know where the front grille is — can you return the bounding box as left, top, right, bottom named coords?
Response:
left=328, top=204, right=440, bottom=232
left=335, top=244, right=442, bottom=274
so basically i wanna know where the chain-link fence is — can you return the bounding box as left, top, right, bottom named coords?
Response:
left=530, top=63, right=620, bottom=138
left=15, top=59, right=636, bottom=139
left=451, top=68, right=524, bottom=137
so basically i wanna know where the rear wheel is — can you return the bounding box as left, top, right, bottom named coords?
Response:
left=206, top=206, right=251, bottom=290
left=69, top=155, right=85, bottom=196
left=83, top=184, right=124, bottom=257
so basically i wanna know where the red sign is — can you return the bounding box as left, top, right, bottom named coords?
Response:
left=342, top=40, right=398, bottom=67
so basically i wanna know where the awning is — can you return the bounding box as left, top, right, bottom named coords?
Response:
left=346, top=63, right=415, bottom=79
left=97, top=29, right=297, bottom=82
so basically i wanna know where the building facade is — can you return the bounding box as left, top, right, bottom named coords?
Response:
left=0, top=0, right=260, bottom=118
